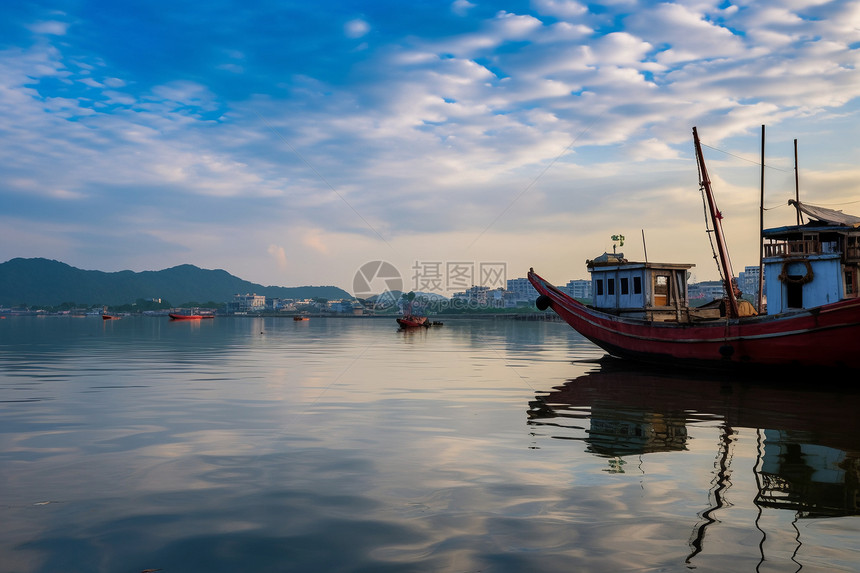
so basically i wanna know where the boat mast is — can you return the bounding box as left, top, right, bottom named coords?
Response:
left=758, top=125, right=765, bottom=313
left=693, top=127, right=740, bottom=318
left=794, top=139, right=802, bottom=225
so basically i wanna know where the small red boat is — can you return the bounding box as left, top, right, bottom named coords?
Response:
left=293, top=316, right=309, bottom=321
left=396, top=315, right=429, bottom=328
left=102, top=314, right=119, bottom=320
left=169, top=313, right=214, bottom=320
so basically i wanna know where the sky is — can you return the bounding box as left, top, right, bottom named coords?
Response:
left=2, top=0, right=860, bottom=296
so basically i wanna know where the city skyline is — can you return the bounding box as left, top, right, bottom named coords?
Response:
left=3, top=1, right=860, bottom=292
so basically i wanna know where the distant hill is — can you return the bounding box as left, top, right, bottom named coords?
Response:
left=0, top=258, right=352, bottom=306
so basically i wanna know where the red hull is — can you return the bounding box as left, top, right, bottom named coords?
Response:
left=529, top=270, right=860, bottom=370
left=169, top=313, right=214, bottom=320
left=396, top=316, right=428, bottom=328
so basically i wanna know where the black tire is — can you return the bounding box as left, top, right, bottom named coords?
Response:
left=536, top=295, right=551, bottom=311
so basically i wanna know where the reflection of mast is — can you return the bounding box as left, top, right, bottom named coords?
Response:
left=686, top=424, right=736, bottom=565
left=754, top=429, right=804, bottom=573
left=754, top=429, right=767, bottom=572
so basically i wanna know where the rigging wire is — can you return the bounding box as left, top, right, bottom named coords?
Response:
left=700, top=142, right=791, bottom=173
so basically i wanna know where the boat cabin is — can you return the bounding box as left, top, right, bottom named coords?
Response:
left=762, top=201, right=860, bottom=314
left=586, top=252, right=706, bottom=321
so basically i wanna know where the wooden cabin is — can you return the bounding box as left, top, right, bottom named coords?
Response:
left=586, top=252, right=713, bottom=321
left=762, top=201, right=860, bottom=314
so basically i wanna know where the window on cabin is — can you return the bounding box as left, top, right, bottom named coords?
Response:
left=848, top=236, right=860, bottom=260
left=608, top=279, right=615, bottom=295
left=596, top=279, right=604, bottom=296
left=846, top=270, right=855, bottom=295
left=621, top=277, right=629, bottom=295
left=654, top=275, right=669, bottom=306
left=633, top=276, right=642, bottom=294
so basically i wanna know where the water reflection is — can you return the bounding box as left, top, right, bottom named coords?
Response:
left=528, top=360, right=860, bottom=567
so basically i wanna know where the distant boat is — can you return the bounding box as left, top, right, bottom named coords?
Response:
left=102, top=314, right=119, bottom=320
left=396, top=315, right=429, bottom=328
left=293, top=316, right=309, bottom=321
left=529, top=127, right=860, bottom=370
left=169, top=312, right=214, bottom=321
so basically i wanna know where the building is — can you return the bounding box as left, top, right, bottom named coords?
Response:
left=565, top=279, right=592, bottom=300
left=739, top=265, right=763, bottom=300
left=688, top=281, right=725, bottom=301
left=506, top=277, right=538, bottom=303
left=452, top=286, right=506, bottom=308
left=227, top=293, right=266, bottom=313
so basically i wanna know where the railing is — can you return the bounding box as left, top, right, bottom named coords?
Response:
left=764, top=240, right=820, bottom=257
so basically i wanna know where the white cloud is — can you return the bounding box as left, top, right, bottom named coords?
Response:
left=344, top=19, right=370, bottom=39
left=149, top=81, right=218, bottom=111
left=267, top=244, right=288, bottom=270
left=451, top=0, right=475, bottom=17
left=28, top=20, right=69, bottom=36
left=531, top=0, right=587, bottom=20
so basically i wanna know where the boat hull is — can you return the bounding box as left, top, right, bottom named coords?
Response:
left=397, top=316, right=428, bottom=328
left=529, top=270, right=860, bottom=370
left=169, top=313, right=214, bottom=320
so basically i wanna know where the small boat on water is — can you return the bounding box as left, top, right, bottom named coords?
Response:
left=102, top=314, right=119, bottom=320
left=529, top=127, right=860, bottom=370
left=169, top=312, right=214, bottom=321
left=293, top=316, right=309, bottom=321
left=396, top=315, right=429, bottom=328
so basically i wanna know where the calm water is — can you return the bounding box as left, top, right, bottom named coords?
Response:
left=1, top=316, right=859, bottom=573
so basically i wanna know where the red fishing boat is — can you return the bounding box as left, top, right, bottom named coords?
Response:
left=169, top=312, right=214, bottom=320
left=396, top=315, right=429, bottom=328
left=529, top=127, right=860, bottom=370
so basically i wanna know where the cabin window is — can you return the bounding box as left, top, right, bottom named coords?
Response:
left=608, top=278, right=615, bottom=295
left=654, top=275, right=669, bottom=306
left=846, top=270, right=855, bottom=295
left=621, top=277, right=629, bottom=295
left=848, top=236, right=860, bottom=260
left=633, top=276, right=642, bottom=294
left=596, top=279, right=604, bottom=296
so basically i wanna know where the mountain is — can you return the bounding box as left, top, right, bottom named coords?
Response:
left=0, top=258, right=352, bottom=306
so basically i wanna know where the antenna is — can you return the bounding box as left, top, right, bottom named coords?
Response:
left=641, top=229, right=648, bottom=263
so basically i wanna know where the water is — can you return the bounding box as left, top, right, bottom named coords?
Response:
left=1, top=316, right=859, bottom=572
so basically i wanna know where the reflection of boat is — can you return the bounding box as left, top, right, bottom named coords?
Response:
left=529, top=127, right=860, bottom=370
left=169, top=313, right=214, bottom=320
left=528, top=361, right=860, bottom=517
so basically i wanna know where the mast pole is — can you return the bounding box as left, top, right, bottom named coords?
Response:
left=758, top=125, right=765, bottom=313
left=794, top=139, right=801, bottom=225
left=693, top=127, right=739, bottom=318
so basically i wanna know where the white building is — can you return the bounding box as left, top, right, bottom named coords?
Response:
left=227, top=293, right=266, bottom=313
left=739, top=266, right=763, bottom=300
left=506, top=277, right=538, bottom=303
left=565, top=279, right=592, bottom=300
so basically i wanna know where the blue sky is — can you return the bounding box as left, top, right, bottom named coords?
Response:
left=2, top=0, right=860, bottom=294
